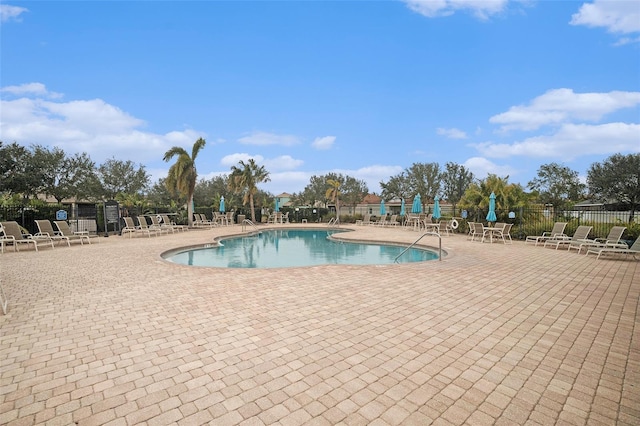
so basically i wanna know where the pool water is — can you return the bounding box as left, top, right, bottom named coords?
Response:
left=164, top=229, right=439, bottom=268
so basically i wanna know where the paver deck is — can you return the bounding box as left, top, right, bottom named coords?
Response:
left=1, top=224, right=638, bottom=425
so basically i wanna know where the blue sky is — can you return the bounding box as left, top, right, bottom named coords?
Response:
left=1, top=0, right=639, bottom=196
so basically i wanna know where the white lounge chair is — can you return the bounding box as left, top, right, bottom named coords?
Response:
left=544, top=225, right=592, bottom=250
left=568, top=225, right=627, bottom=254
left=35, top=219, right=70, bottom=246
left=54, top=221, right=93, bottom=245
left=586, top=237, right=640, bottom=260
left=1, top=221, right=53, bottom=252
left=526, top=222, right=568, bottom=246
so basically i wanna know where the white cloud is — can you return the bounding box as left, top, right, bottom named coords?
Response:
left=473, top=122, right=640, bottom=159
left=0, top=90, right=204, bottom=164
left=489, top=88, right=640, bottom=131
left=0, top=4, right=28, bottom=22
left=237, top=131, right=300, bottom=146
left=1, top=82, right=63, bottom=99
left=219, top=153, right=264, bottom=167
left=437, top=127, right=468, bottom=139
left=463, top=157, right=517, bottom=179
left=570, top=0, right=640, bottom=34
left=263, top=155, right=304, bottom=171
left=402, top=0, right=508, bottom=20
left=311, top=135, right=336, bottom=150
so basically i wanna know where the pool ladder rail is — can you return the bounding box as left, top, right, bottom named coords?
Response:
left=241, top=218, right=261, bottom=234
left=395, top=231, right=442, bottom=263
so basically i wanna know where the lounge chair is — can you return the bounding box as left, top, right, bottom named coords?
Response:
left=568, top=225, right=627, bottom=254
left=586, top=238, right=640, bottom=260
left=160, top=215, right=187, bottom=232
left=526, top=222, right=568, bottom=246
left=136, top=216, right=162, bottom=236
left=53, top=221, right=93, bottom=245
left=147, top=215, right=170, bottom=234
left=387, top=214, right=399, bottom=227
left=356, top=214, right=371, bottom=226
left=1, top=221, right=53, bottom=252
left=35, top=219, right=71, bottom=246
left=121, top=216, right=153, bottom=238
left=197, top=213, right=216, bottom=227
left=543, top=225, right=592, bottom=250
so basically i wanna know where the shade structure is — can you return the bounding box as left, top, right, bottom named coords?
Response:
left=274, top=198, right=280, bottom=212
left=432, top=195, right=441, bottom=220
left=380, top=200, right=386, bottom=216
left=400, top=198, right=406, bottom=216
left=412, top=194, right=422, bottom=214
left=486, top=192, right=497, bottom=223
left=219, top=196, right=225, bottom=213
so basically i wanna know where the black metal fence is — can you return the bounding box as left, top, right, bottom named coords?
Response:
left=1, top=203, right=638, bottom=242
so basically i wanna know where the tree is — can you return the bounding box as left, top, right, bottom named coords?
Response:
left=98, top=158, right=150, bottom=201
left=326, top=178, right=341, bottom=223
left=459, top=174, right=530, bottom=221
left=0, top=141, right=35, bottom=199
left=302, top=175, right=331, bottom=208
left=528, top=162, right=585, bottom=208
left=380, top=172, right=412, bottom=203
left=32, top=145, right=97, bottom=203
left=441, top=162, right=474, bottom=211
left=407, top=162, right=441, bottom=208
left=163, top=137, right=206, bottom=227
left=587, top=153, right=640, bottom=223
left=341, top=175, right=368, bottom=214
left=228, top=158, right=270, bottom=222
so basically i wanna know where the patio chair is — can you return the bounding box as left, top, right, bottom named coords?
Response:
left=439, top=220, right=452, bottom=235
left=525, top=222, right=568, bottom=246
left=198, top=213, right=216, bottom=227
left=121, top=216, right=153, bottom=238
left=568, top=226, right=627, bottom=254
left=387, top=214, right=399, bottom=227
left=492, top=223, right=513, bottom=244
left=585, top=237, right=640, bottom=260
left=1, top=221, right=53, bottom=252
left=53, top=221, right=92, bottom=245
left=469, top=222, right=488, bottom=242
left=35, top=219, right=71, bottom=246
left=543, top=225, right=592, bottom=250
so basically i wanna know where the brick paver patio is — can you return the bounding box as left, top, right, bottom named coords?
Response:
left=1, top=224, right=638, bottom=425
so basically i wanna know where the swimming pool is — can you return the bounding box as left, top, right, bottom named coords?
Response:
left=163, top=229, right=439, bottom=268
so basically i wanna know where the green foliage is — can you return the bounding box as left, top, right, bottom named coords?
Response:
left=528, top=162, right=586, bottom=208
left=587, top=153, right=640, bottom=223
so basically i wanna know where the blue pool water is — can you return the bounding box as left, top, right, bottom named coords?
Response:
left=164, top=229, right=438, bottom=268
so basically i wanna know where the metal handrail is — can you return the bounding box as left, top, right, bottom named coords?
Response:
left=394, top=231, right=442, bottom=263
left=327, top=218, right=340, bottom=227
left=241, top=219, right=260, bottom=234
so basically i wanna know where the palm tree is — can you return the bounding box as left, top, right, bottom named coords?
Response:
left=326, top=178, right=341, bottom=223
left=229, top=159, right=270, bottom=222
left=163, top=137, right=206, bottom=227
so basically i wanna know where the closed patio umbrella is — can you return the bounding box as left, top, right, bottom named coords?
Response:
left=412, top=194, right=422, bottom=214
left=400, top=198, right=405, bottom=216
left=432, top=196, right=441, bottom=220
left=219, top=196, right=225, bottom=213
left=274, top=198, right=280, bottom=212
left=486, top=192, right=497, bottom=223
left=380, top=200, right=386, bottom=216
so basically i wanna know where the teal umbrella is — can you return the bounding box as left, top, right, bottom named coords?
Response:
left=486, top=192, right=497, bottom=223
left=432, top=196, right=441, bottom=220
left=412, top=194, right=422, bottom=214
left=219, top=196, right=225, bottom=213
left=274, top=197, right=280, bottom=212
left=380, top=200, right=386, bottom=216
left=400, top=198, right=405, bottom=216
